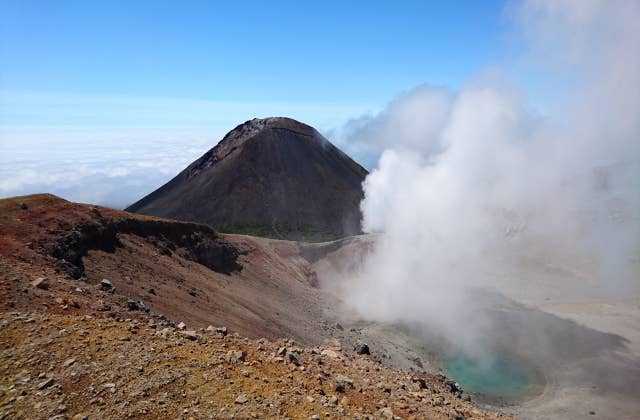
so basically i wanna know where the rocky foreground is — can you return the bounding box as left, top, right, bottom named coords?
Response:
left=0, top=311, right=510, bottom=420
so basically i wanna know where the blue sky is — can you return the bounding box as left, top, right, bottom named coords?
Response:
left=2, top=1, right=506, bottom=104
left=0, top=0, right=513, bottom=207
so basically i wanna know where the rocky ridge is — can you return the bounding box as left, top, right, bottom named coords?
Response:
left=0, top=311, right=510, bottom=419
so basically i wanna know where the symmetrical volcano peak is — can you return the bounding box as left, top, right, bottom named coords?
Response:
left=126, top=117, right=367, bottom=240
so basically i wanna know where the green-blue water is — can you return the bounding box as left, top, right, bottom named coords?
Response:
left=443, top=352, right=535, bottom=399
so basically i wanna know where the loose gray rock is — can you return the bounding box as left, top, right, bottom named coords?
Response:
left=180, top=330, right=201, bottom=341
left=226, top=350, right=246, bottom=364
left=234, top=393, right=249, bottom=404
left=378, top=407, right=394, bottom=419
left=353, top=341, right=370, bottom=355
left=37, top=377, right=54, bottom=390
left=286, top=351, right=300, bottom=366
left=100, top=279, right=114, bottom=292
left=334, top=374, right=354, bottom=392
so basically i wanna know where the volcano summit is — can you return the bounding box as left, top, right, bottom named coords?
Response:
left=126, top=117, right=368, bottom=240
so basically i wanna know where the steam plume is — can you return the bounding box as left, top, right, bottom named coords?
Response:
left=335, top=0, right=640, bottom=358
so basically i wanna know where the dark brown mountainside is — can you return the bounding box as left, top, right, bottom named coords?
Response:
left=125, top=117, right=368, bottom=240
left=0, top=194, right=510, bottom=419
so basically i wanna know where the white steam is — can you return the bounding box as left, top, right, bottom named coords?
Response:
left=336, top=0, right=640, bottom=356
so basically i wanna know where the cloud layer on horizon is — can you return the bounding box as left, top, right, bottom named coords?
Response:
left=0, top=93, right=376, bottom=207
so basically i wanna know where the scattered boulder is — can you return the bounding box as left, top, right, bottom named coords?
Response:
left=234, top=394, right=249, bottom=404
left=37, top=377, right=55, bottom=390
left=286, top=351, right=300, bottom=366
left=126, top=299, right=139, bottom=311
left=353, top=341, right=370, bottom=355
left=180, top=330, right=201, bottom=341
left=226, top=350, right=246, bottom=364
left=411, top=376, right=428, bottom=390
left=215, top=326, right=228, bottom=336
left=447, top=380, right=463, bottom=395
left=19, top=202, right=28, bottom=210
left=334, top=374, right=354, bottom=392
left=97, top=302, right=112, bottom=312
left=378, top=407, right=394, bottom=419
left=155, top=327, right=172, bottom=338
left=177, top=322, right=186, bottom=330
left=411, top=356, right=424, bottom=369
left=31, top=277, right=49, bottom=290
left=100, top=279, right=115, bottom=292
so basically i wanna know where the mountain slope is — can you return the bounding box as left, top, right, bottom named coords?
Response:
left=126, top=117, right=368, bottom=240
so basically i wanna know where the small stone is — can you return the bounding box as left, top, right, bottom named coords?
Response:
left=97, top=302, right=111, bottom=311
left=286, top=351, right=300, bottom=366
left=31, top=277, right=49, bottom=290
left=156, top=327, right=172, bottom=338
left=353, top=341, right=370, bottom=355
left=226, top=350, right=246, bottom=363
left=411, top=376, right=428, bottom=389
left=334, top=374, right=354, bottom=392
left=234, top=394, right=249, bottom=404
left=19, top=202, right=28, bottom=210
left=37, top=377, right=54, bottom=390
left=63, top=358, right=76, bottom=367
left=378, top=407, right=394, bottom=419
left=215, top=326, right=227, bottom=336
left=180, top=330, right=201, bottom=341
left=100, top=279, right=114, bottom=292
left=177, top=322, right=186, bottom=330
left=127, top=299, right=139, bottom=311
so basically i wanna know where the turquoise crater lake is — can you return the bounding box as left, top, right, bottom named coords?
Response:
left=443, top=352, right=538, bottom=400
